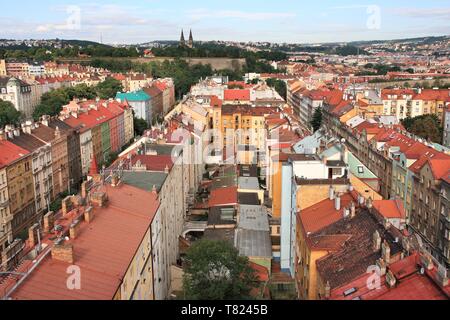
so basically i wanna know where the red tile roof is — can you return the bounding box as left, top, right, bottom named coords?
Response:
left=209, top=186, right=238, bottom=207
left=329, top=253, right=450, bottom=300
left=224, top=89, right=251, bottom=101
left=131, top=154, right=174, bottom=172
left=373, top=200, right=405, bottom=219
left=9, top=184, right=160, bottom=300
left=299, top=192, right=358, bottom=235
left=0, top=140, right=30, bottom=168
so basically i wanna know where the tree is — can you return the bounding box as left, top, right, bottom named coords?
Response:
left=0, top=100, right=23, bottom=127
left=183, top=240, right=258, bottom=300
left=96, top=77, right=123, bottom=99
left=134, top=117, right=149, bottom=137
left=266, top=78, right=287, bottom=101
left=401, top=114, right=443, bottom=143
left=310, top=107, right=323, bottom=132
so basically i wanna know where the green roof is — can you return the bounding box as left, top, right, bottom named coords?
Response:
left=121, top=171, right=168, bottom=192
left=116, top=90, right=151, bottom=102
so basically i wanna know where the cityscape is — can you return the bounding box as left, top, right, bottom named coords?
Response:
left=0, top=0, right=449, bottom=307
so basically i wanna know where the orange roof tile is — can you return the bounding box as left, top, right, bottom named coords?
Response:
left=224, top=89, right=250, bottom=101
left=0, top=140, right=30, bottom=168
left=10, top=184, right=160, bottom=300
left=373, top=200, right=405, bottom=219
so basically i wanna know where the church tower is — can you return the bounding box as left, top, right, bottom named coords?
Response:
left=188, top=29, right=194, bottom=48
left=179, top=29, right=186, bottom=47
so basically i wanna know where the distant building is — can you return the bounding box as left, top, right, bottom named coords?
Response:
left=179, top=29, right=194, bottom=48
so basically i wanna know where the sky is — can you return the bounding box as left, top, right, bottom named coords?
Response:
left=1, top=0, right=450, bottom=44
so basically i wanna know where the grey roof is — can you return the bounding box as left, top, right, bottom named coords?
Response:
left=238, top=205, right=269, bottom=231
left=144, top=143, right=176, bottom=156
left=238, top=177, right=260, bottom=190
left=204, top=229, right=235, bottom=245
left=239, top=164, right=258, bottom=178
left=208, top=206, right=236, bottom=226
left=238, top=192, right=260, bottom=205
left=120, top=171, right=168, bottom=192
left=212, top=175, right=237, bottom=190
left=236, top=229, right=272, bottom=258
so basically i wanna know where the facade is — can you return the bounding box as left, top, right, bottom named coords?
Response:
left=7, top=125, right=53, bottom=219
left=47, top=118, right=82, bottom=190
left=409, top=158, right=450, bottom=267
left=61, top=99, right=134, bottom=170
left=0, top=77, right=34, bottom=118
left=116, top=90, right=153, bottom=125
left=444, top=107, right=450, bottom=148
left=144, top=86, right=164, bottom=119
left=0, top=165, right=12, bottom=254
left=0, top=135, right=36, bottom=239
left=28, top=121, right=70, bottom=198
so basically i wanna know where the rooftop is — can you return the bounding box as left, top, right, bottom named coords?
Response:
left=238, top=177, right=260, bottom=190
left=120, top=171, right=168, bottom=193
left=236, top=229, right=272, bottom=259
left=9, top=183, right=160, bottom=300
left=315, top=209, right=403, bottom=290
left=238, top=205, right=270, bottom=232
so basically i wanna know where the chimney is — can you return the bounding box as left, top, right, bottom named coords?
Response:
left=152, top=185, right=157, bottom=194
left=329, top=186, right=335, bottom=200
left=61, top=196, right=73, bottom=216
left=437, top=265, right=449, bottom=287
left=164, top=165, right=169, bottom=174
left=28, top=223, right=40, bottom=248
left=420, top=254, right=434, bottom=271
left=111, top=174, right=120, bottom=187
left=84, top=206, right=94, bottom=223
left=386, top=270, right=397, bottom=288
left=54, top=126, right=61, bottom=139
left=381, top=240, right=391, bottom=264
left=91, top=192, right=108, bottom=207
left=69, top=220, right=81, bottom=239
left=51, top=241, right=74, bottom=264
left=343, top=207, right=350, bottom=218
left=43, top=211, right=55, bottom=233
left=366, top=197, right=373, bottom=209
left=373, top=230, right=381, bottom=251
left=350, top=202, right=356, bottom=218
left=335, top=194, right=341, bottom=210
left=0, top=130, right=5, bottom=141
left=376, top=258, right=387, bottom=276
left=324, top=281, right=331, bottom=299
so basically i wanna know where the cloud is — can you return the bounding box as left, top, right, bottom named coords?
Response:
left=187, top=9, right=296, bottom=21
left=390, top=7, right=450, bottom=20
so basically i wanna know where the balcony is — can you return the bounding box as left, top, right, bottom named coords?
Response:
left=0, top=199, right=9, bottom=208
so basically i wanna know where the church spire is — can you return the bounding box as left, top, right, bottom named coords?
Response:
left=180, top=29, right=186, bottom=47
left=188, top=29, right=194, bottom=48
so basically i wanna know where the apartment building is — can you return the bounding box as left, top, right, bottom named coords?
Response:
left=0, top=134, right=36, bottom=238
left=61, top=99, right=134, bottom=172
left=116, top=90, right=153, bottom=125
left=6, top=125, right=53, bottom=218
left=0, top=77, right=34, bottom=118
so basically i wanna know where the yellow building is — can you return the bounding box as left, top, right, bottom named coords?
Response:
left=0, top=167, right=12, bottom=253
left=0, top=138, right=36, bottom=238
left=0, top=59, right=6, bottom=76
